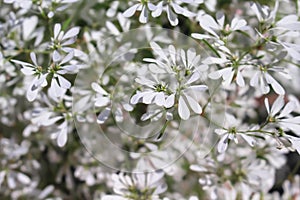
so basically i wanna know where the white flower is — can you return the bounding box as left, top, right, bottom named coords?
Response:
left=250, top=65, right=286, bottom=95
left=214, top=114, right=256, bottom=153
left=123, top=0, right=156, bottom=24
left=264, top=95, right=300, bottom=135
left=206, top=51, right=246, bottom=87
left=12, top=53, right=48, bottom=101
left=103, top=171, right=167, bottom=200
left=50, top=23, right=81, bottom=60
left=3, top=0, right=32, bottom=9
left=152, top=0, right=198, bottom=26
left=177, top=72, right=207, bottom=120
left=131, top=42, right=208, bottom=120
left=192, top=12, right=247, bottom=40
left=48, top=51, right=75, bottom=101
left=91, top=82, right=113, bottom=124
left=130, top=76, right=174, bottom=108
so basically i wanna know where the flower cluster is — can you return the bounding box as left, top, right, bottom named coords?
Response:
left=1, top=0, right=300, bottom=200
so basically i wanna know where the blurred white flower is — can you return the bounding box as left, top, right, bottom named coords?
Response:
left=103, top=171, right=167, bottom=200
left=214, top=114, right=256, bottom=153
left=192, top=12, right=247, bottom=40
left=264, top=95, right=300, bottom=134
left=152, top=0, right=198, bottom=26
left=250, top=65, right=286, bottom=95
left=123, top=0, right=156, bottom=24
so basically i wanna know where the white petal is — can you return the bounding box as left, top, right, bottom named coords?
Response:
left=241, top=134, right=256, bottom=147
left=143, top=91, right=156, bottom=104
left=216, top=12, right=225, bottom=28
left=187, top=71, right=200, bottom=84
left=106, top=21, right=120, bottom=35
left=208, top=70, right=223, bottom=79
left=250, top=72, right=259, bottom=87
left=164, top=94, right=175, bottom=108
left=167, top=5, right=178, bottom=26
left=11, top=59, right=33, bottom=67
left=30, top=52, right=38, bottom=66
left=215, top=129, right=227, bottom=135
left=17, top=173, right=30, bottom=185
left=168, top=45, right=176, bottom=64
left=123, top=4, right=140, bottom=17
left=217, top=134, right=228, bottom=153
left=21, top=67, right=35, bottom=75
left=190, top=164, right=207, bottom=172
left=152, top=2, right=163, bottom=18
left=236, top=70, right=245, bottom=87
left=147, top=2, right=156, bottom=11
left=57, top=126, right=68, bottom=147
left=187, top=48, right=197, bottom=67
left=91, top=82, right=108, bottom=95
left=199, top=14, right=220, bottom=36
left=58, top=75, right=71, bottom=89
left=139, top=6, right=148, bottom=23
left=191, top=33, right=213, bottom=40
left=264, top=98, right=270, bottom=114
left=95, top=97, right=110, bottom=107
left=278, top=101, right=297, bottom=118
left=22, top=16, right=38, bottom=40
left=54, top=23, right=61, bottom=39
left=188, top=85, right=208, bottom=92
left=130, top=92, right=143, bottom=104
left=184, top=94, right=202, bottom=114
left=62, top=27, right=80, bottom=40
left=60, top=51, right=74, bottom=65
left=150, top=42, right=169, bottom=62
left=155, top=92, right=165, bottom=106
left=178, top=96, right=190, bottom=120
left=27, top=82, right=39, bottom=102
left=271, top=95, right=285, bottom=116
left=52, top=50, right=61, bottom=62
left=97, top=107, right=111, bottom=124
left=265, top=73, right=285, bottom=95
left=231, top=18, right=247, bottom=31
